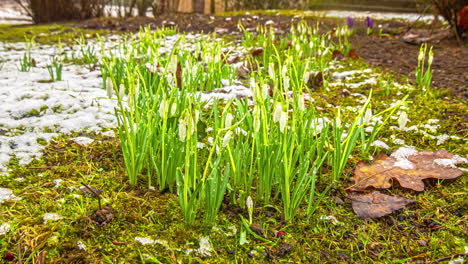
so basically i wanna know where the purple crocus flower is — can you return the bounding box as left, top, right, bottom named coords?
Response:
left=347, top=17, right=355, bottom=28
left=365, top=16, right=374, bottom=28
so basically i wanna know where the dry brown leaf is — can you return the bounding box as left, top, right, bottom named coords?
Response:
left=348, top=148, right=466, bottom=192
left=349, top=191, right=414, bottom=219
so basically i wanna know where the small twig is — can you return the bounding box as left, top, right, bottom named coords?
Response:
left=430, top=253, right=468, bottom=264
left=29, top=166, right=56, bottom=169
left=17, top=244, right=23, bottom=264
left=81, top=182, right=102, bottom=210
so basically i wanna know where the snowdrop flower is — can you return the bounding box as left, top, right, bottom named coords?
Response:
left=418, top=49, right=424, bottom=62
left=304, top=71, right=310, bottom=84
left=273, top=103, right=283, bottom=123
left=298, top=95, right=305, bottom=111
left=246, top=196, right=253, bottom=210
left=168, top=55, right=178, bottom=74
left=268, top=63, right=275, bottom=79
left=279, top=111, right=288, bottom=132
left=398, top=111, right=409, bottom=130
left=283, top=76, right=290, bottom=90
left=106, top=77, right=113, bottom=97
left=222, top=131, right=233, bottom=147
left=281, top=65, right=287, bottom=80
left=428, top=48, right=434, bottom=65
left=225, top=113, right=233, bottom=128
left=119, top=84, right=125, bottom=99
left=363, top=108, right=373, bottom=124
left=179, top=118, right=187, bottom=142
left=261, top=84, right=269, bottom=99
left=170, top=102, right=177, bottom=116
left=159, top=99, right=168, bottom=118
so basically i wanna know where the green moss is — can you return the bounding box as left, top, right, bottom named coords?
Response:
left=0, top=24, right=108, bottom=44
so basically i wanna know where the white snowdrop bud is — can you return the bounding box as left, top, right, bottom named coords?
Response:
left=170, top=102, right=177, bottom=116
left=261, top=84, right=269, bottom=99
left=159, top=99, right=167, bottom=118
left=179, top=118, right=187, bottom=142
left=246, top=196, right=253, bottom=210
left=222, top=130, right=233, bottom=147
left=363, top=108, right=373, bottom=124
left=298, top=95, right=305, bottom=111
left=428, top=48, right=434, bottom=65
left=283, top=76, right=290, bottom=90
left=225, top=113, right=233, bottom=128
left=268, top=63, right=275, bottom=79
left=119, top=84, right=125, bottom=98
left=106, top=78, right=113, bottom=98
left=273, top=102, right=282, bottom=123
left=279, top=111, right=288, bottom=132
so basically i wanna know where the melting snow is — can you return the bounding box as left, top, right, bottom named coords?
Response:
left=0, top=187, right=21, bottom=203
left=71, top=136, right=94, bottom=146
left=43, top=213, right=63, bottom=224
left=197, top=236, right=214, bottom=257
left=434, top=155, right=468, bottom=168
left=371, top=140, right=390, bottom=150
left=390, top=147, right=418, bottom=170
left=0, top=223, right=10, bottom=235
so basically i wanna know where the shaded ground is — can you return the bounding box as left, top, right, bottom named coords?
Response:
left=78, top=13, right=467, bottom=98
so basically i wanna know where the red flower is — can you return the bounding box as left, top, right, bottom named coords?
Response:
left=276, top=230, right=286, bottom=238
left=4, top=252, right=15, bottom=261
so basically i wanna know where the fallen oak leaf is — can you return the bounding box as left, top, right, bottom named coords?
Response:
left=348, top=191, right=414, bottom=219
left=347, top=147, right=466, bottom=192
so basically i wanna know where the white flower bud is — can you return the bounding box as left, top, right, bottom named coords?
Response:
left=246, top=196, right=253, bottom=210
left=279, top=111, right=288, bottom=132
left=119, top=84, right=125, bottom=98
left=268, top=63, right=275, bottom=79
left=298, top=95, right=305, bottom=111
left=225, top=113, right=233, bottom=128
left=363, top=108, right=372, bottom=124
left=170, top=102, right=177, bottom=116
left=273, top=103, right=282, bottom=123
left=283, top=76, right=290, bottom=90
left=159, top=99, right=167, bottom=118
left=222, top=130, right=233, bottom=147
left=179, top=118, right=187, bottom=142
left=106, top=77, right=113, bottom=98
left=261, top=84, right=269, bottom=99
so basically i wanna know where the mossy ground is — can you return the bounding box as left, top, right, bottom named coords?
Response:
left=0, top=21, right=467, bottom=264
left=0, top=24, right=108, bottom=44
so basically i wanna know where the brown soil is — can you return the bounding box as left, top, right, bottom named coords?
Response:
left=77, top=13, right=466, bottom=99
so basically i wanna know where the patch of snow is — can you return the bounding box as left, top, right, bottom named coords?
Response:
left=135, top=237, right=155, bottom=246
left=0, top=187, right=21, bottom=203
left=77, top=241, right=87, bottom=251
left=320, top=215, right=340, bottom=225
left=0, top=223, right=10, bottom=235
left=71, top=136, right=94, bottom=146
left=394, top=159, right=414, bottom=170
left=0, top=41, right=117, bottom=171
left=434, top=155, right=467, bottom=168
left=371, top=140, right=390, bottom=150
left=391, top=147, right=418, bottom=160
left=198, top=236, right=214, bottom=257
left=53, top=179, right=63, bottom=188
left=435, top=134, right=450, bottom=146
left=43, top=213, right=63, bottom=224
left=324, top=10, right=440, bottom=23
left=199, top=85, right=253, bottom=105
left=391, top=147, right=418, bottom=169
left=100, top=130, right=115, bottom=138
